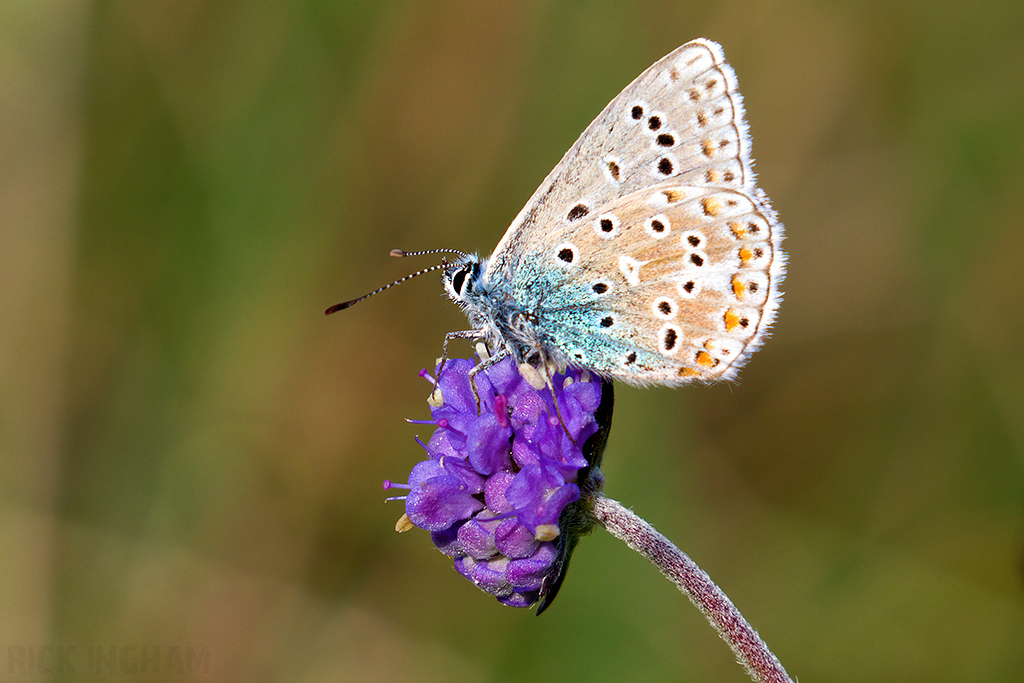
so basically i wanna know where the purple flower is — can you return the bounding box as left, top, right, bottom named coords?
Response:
left=386, top=355, right=613, bottom=612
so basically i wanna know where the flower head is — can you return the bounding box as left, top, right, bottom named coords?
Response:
left=387, top=354, right=613, bottom=612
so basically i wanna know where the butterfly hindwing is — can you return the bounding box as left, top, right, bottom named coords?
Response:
left=510, top=182, right=783, bottom=385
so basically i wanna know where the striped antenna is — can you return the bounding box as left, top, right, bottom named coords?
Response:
left=324, top=248, right=469, bottom=315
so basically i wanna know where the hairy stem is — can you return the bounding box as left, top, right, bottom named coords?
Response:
left=592, top=495, right=792, bottom=683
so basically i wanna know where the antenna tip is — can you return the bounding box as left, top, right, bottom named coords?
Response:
left=389, top=249, right=407, bottom=258
left=325, top=300, right=355, bottom=315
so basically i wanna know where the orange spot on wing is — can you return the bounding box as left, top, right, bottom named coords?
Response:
left=731, top=275, right=746, bottom=300
left=701, top=197, right=722, bottom=216
left=724, top=309, right=742, bottom=332
left=695, top=351, right=716, bottom=367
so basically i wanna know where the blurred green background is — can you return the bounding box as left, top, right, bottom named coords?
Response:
left=2, top=1, right=1022, bottom=681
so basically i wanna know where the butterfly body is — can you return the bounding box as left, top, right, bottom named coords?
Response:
left=443, top=39, right=784, bottom=387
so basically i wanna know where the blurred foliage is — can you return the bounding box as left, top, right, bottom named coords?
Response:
left=1, top=1, right=1022, bottom=681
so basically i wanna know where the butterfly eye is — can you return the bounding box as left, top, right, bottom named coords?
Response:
left=451, top=269, right=467, bottom=294
left=450, top=265, right=476, bottom=296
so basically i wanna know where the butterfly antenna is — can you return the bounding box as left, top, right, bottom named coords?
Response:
left=389, top=248, right=469, bottom=259
left=324, top=248, right=470, bottom=315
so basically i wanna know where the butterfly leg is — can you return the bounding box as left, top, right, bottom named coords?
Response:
left=438, top=329, right=483, bottom=381
left=466, top=346, right=510, bottom=413
left=439, top=329, right=506, bottom=413
left=536, top=357, right=578, bottom=446
left=512, top=349, right=578, bottom=445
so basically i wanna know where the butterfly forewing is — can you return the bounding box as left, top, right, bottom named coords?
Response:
left=487, top=39, right=756, bottom=278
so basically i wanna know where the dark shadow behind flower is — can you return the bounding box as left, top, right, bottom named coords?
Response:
left=386, top=355, right=614, bottom=613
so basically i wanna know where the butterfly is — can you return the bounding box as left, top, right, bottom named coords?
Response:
left=438, top=39, right=784, bottom=389
left=330, top=39, right=784, bottom=391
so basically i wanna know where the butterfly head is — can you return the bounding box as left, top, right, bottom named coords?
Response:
left=442, top=253, right=487, bottom=307
left=441, top=253, right=515, bottom=360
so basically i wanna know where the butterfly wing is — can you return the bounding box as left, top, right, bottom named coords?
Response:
left=510, top=181, right=784, bottom=385
left=485, top=39, right=784, bottom=385
left=487, top=39, right=757, bottom=277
